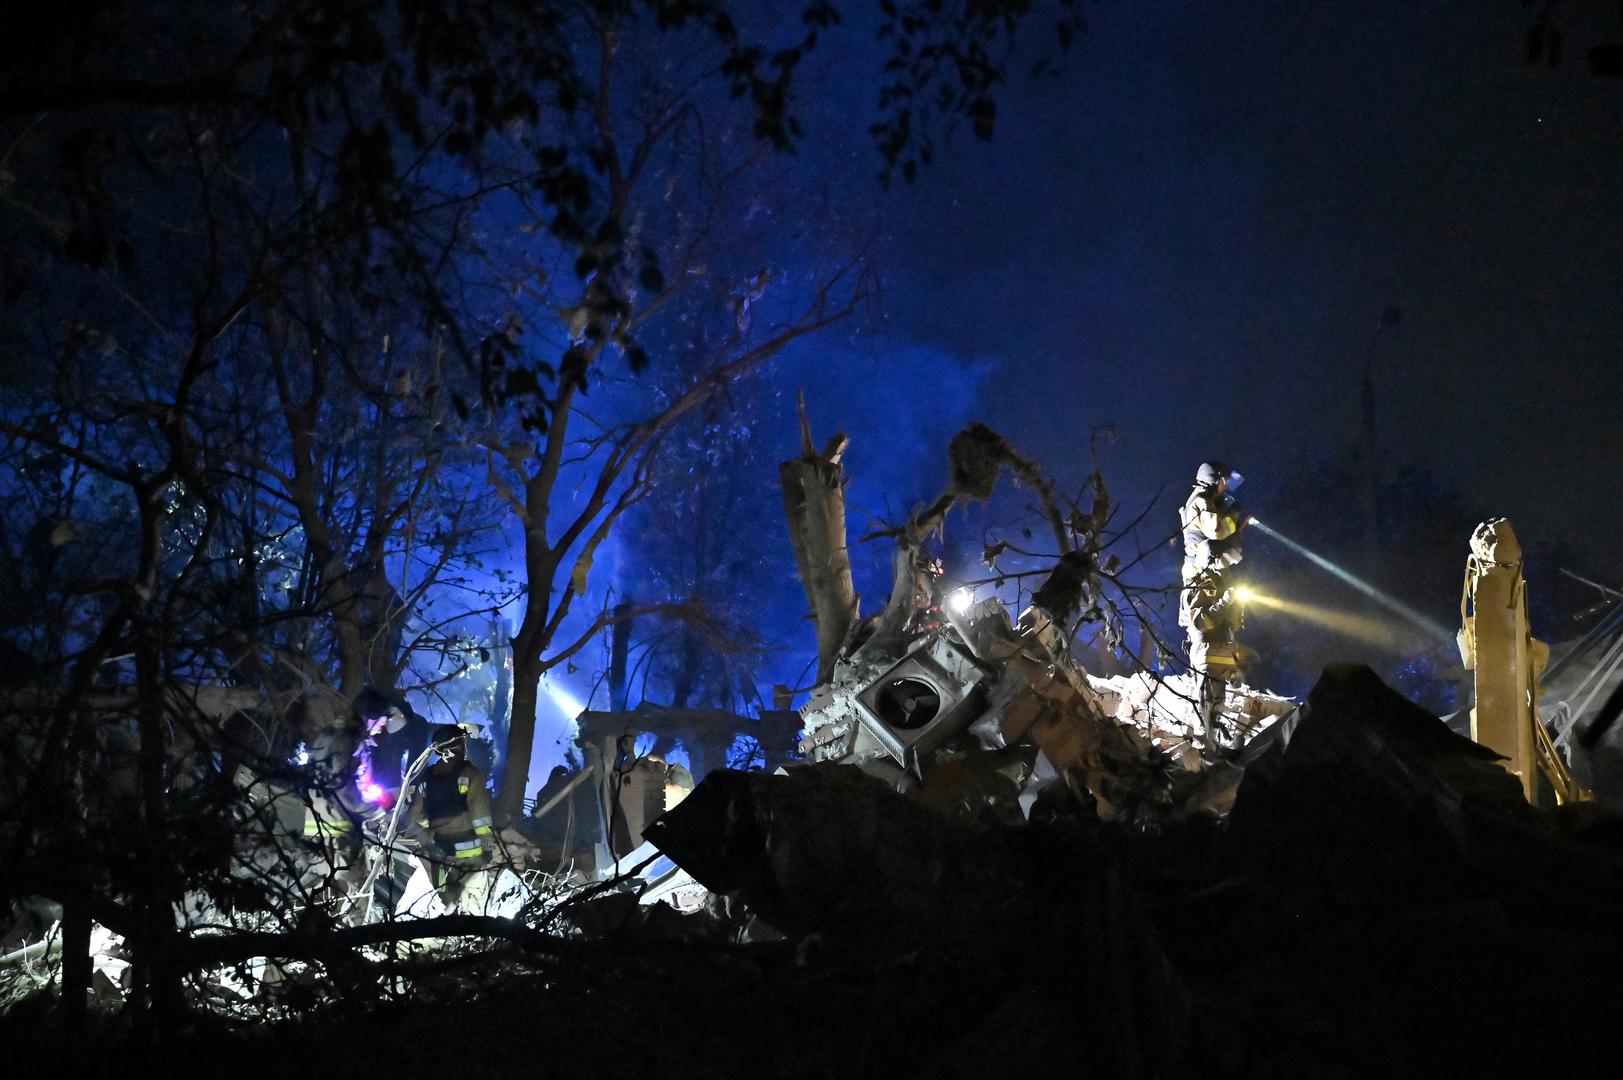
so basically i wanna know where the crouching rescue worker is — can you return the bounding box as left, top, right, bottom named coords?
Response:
left=401, top=724, right=498, bottom=912
left=1178, top=461, right=1253, bottom=741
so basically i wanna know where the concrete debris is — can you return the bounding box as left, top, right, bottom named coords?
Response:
left=0, top=920, right=128, bottom=1010
left=1087, top=670, right=1295, bottom=760
left=797, top=592, right=1294, bottom=822
left=636, top=664, right=1623, bottom=1077
left=544, top=705, right=799, bottom=873
left=393, top=864, right=532, bottom=921
left=7, top=664, right=1623, bottom=1076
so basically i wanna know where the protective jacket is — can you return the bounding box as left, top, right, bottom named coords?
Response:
left=296, top=782, right=374, bottom=918
left=302, top=787, right=362, bottom=846
left=1179, top=485, right=1245, bottom=581
left=404, top=760, right=496, bottom=867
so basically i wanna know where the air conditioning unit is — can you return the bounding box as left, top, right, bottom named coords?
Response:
left=854, top=633, right=988, bottom=772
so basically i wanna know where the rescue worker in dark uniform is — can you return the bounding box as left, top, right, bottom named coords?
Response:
left=351, top=687, right=430, bottom=809
left=1178, top=461, right=1252, bottom=739
left=401, top=724, right=497, bottom=910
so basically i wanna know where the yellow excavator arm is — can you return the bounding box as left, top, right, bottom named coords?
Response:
left=1458, top=518, right=1584, bottom=804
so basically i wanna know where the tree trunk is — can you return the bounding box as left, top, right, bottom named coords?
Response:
left=609, top=602, right=633, bottom=711
left=132, top=620, right=184, bottom=1028
left=780, top=400, right=859, bottom=683
left=671, top=626, right=701, bottom=709
left=58, top=883, right=91, bottom=1029
left=498, top=633, right=544, bottom=824
left=488, top=615, right=513, bottom=776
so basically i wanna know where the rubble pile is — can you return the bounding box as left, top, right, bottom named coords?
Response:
left=7, top=667, right=1623, bottom=1076
left=641, top=664, right=1623, bottom=1077
left=795, top=593, right=1294, bottom=824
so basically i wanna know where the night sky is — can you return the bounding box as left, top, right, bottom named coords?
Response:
left=788, top=1, right=1623, bottom=572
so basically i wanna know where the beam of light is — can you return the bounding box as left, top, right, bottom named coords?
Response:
left=947, top=586, right=974, bottom=614
left=1243, top=591, right=1413, bottom=649
left=1249, top=519, right=1454, bottom=643
left=544, top=679, right=586, bottom=720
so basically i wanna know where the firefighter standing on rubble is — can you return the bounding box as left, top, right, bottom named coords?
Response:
left=401, top=724, right=497, bottom=910
left=1179, top=461, right=1253, bottom=739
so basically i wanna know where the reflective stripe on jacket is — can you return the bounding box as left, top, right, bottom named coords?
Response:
left=302, top=816, right=355, bottom=837
left=405, top=761, right=495, bottom=863
left=303, top=790, right=358, bottom=840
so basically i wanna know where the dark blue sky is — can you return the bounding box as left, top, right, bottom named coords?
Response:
left=788, top=0, right=1623, bottom=572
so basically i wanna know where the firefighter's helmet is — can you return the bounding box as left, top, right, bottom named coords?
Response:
left=1196, top=461, right=1230, bottom=488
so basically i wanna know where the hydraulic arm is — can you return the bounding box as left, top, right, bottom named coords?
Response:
left=1458, top=518, right=1583, bottom=804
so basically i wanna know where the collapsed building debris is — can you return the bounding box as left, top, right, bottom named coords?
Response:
left=795, top=591, right=1295, bottom=821
left=636, top=664, right=1623, bottom=1077
left=566, top=703, right=801, bottom=864
left=787, top=417, right=1294, bottom=823
left=10, top=662, right=1622, bottom=1076
left=644, top=762, right=1192, bottom=1078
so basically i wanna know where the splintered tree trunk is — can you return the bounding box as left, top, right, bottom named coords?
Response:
left=780, top=397, right=860, bottom=684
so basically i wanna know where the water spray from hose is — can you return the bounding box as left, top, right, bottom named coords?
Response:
left=1249, top=518, right=1453, bottom=644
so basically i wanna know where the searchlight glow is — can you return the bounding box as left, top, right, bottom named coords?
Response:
left=544, top=679, right=586, bottom=720
left=948, top=587, right=975, bottom=615
left=1250, top=519, right=1452, bottom=642
left=1242, top=592, right=1410, bottom=649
